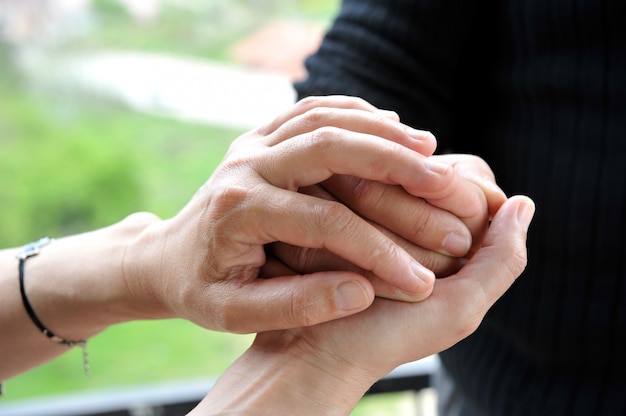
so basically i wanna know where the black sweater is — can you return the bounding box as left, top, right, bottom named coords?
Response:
left=296, top=0, right=626, bottom=414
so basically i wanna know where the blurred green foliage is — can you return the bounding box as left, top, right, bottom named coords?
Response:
left=0, top=56, right=247, bottom=398
left=0, top=86, right=141, bottom=245
left=0, top=1, right=413, bottom=414
left=0, top=67, right=240, bottom=247
left=0, top=41, right=243, bottom=397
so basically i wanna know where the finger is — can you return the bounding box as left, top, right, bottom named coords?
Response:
left=264, top=106, right=436, bottom=156
left=269, top=240, right=464, bottom=301
left=298, top=184, right=467, bottom=274
left=210, top=271, right=375, bottom=333
left=433, top=154, right=507, bottom=218
left=299, top=183, right=338, bottom=201
left=231, top=96, right=390, bottom=151
left=258, top=95, right=382, bottom=135
left=322, top=176, right=472, bottom=257
left=259, top=256, right=298, bottom=278
left=436, top=195, right=534, bottom=317
left=377, top=109, right=401, bottom=122
left=240, top=185, right=435, bottom=297
left=461, top=174, right=506, bottom=220
left=371, top=220, right=467, bottom=278
left=256, top=128, right=451, bottom=196
left=412, top=171, right=489, bottom=254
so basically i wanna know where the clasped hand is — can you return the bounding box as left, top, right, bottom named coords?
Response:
left=122, top=96, right=502, bottom=335
left=182, top=99, right=534, bottom=416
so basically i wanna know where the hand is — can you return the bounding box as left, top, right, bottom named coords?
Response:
left=268, top=150, right=507, bottom=298
left=122, top=96, right=456, bottom=334
left=323, top=155, right=503, bottom=254
left=261, top=195, right=533, bottom=374
left=194, top=195, right=535, bottom=415
left=323, top=109, right=507, bottom=256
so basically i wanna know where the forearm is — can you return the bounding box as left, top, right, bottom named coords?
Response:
left=192, top=339, right=375, bottom=416
left=0, top=213, right=160, bottom=380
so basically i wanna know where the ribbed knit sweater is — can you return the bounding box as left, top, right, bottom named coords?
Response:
left=295, top=1, right=626, bottom=414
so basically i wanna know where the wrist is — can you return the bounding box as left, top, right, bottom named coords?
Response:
left=21, top=212, right=161, bottom=340
left=119, top=213, right=180, bottom=321
left=194, top=333, right=377, bottom=415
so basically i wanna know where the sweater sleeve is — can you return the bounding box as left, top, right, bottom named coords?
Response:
left=295, top=0, right=496, bottom=151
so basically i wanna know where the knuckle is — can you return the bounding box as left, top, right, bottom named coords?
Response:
left=341, top=95, right=369, bottom=108
left=275, top=244, right=320, bottom=273
left=350, top=178, right=386, bottom=208
left=454, top=312, right=484, bottom=340
left=292, top=246, right=320, bottom=273
left=210, top=293, right=248, bottom=334
left=306, top=126, right=341, bottom=149
left=272, top=243, right=334, bottom=275
left=219, top=152, right=255, bottom=173
left=354, top=231, right=401, bottom=273
left=301, top=106, right=332, bottom=127
left=370, top=239, right=400, bottom=266
left=465, top=154, right=485, bottom=165
left=463, top=154, right=496, bottom=181
left=286, top=284, right=338, bottom=328
left=287, top=294, right=316, bottom=327
left=376, top=136, right=404, bottom=155
left=313, top=200, right=354, bottom=237
left=371, top=140, right=406, bottom=173
left=215, top=306, right=240, bottom=333
left=447, top=297, right=485, bottom=339
left=298, top=95, right=322, bottom=110
left=369, top=111, right=394, bottom=129
left=209, top=185, right=252, bottom=216
left=468, top=154, right=491, bottom=172
left=405, top=203, right=439, bottom=240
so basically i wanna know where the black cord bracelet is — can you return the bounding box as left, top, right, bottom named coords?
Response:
left=16, top=237, right=89, bottom=375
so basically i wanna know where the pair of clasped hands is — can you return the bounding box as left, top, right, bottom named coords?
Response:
left=121, top=96, right=533, bottom=414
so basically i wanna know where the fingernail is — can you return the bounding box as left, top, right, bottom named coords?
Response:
left=411, top=261, right=435, bottom=285
left=378, top=109, right=400, bottom=120
left=424, top=159, right=450, bottom=175
left=406, top=127, right=434, bottom=141
left=335, top=281, right=370, bottom=312
left=516, top=199, right=536, bottom=232
left=442, top=232, right=471, bottom=256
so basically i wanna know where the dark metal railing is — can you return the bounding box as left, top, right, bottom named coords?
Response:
left=0, top=356, right=439, bottom=416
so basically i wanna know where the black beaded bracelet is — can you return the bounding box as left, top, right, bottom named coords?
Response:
left=16, top=237, right=89, bottom=374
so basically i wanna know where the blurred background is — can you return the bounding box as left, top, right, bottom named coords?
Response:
left=0, top=1, right=434, bottom=414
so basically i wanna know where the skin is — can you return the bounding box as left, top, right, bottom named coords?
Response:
left=269, top=152, right=507, bottom=293
left=0, top=96, right=485, bottom=380
left=268, top=102, right=507, bottom=285
left=192, top=195, right=535, bottom=416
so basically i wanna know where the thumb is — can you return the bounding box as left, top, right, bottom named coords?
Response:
left=215, top=272, right=375, bottom=333
left=447, top=194, right=535, bottom=306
